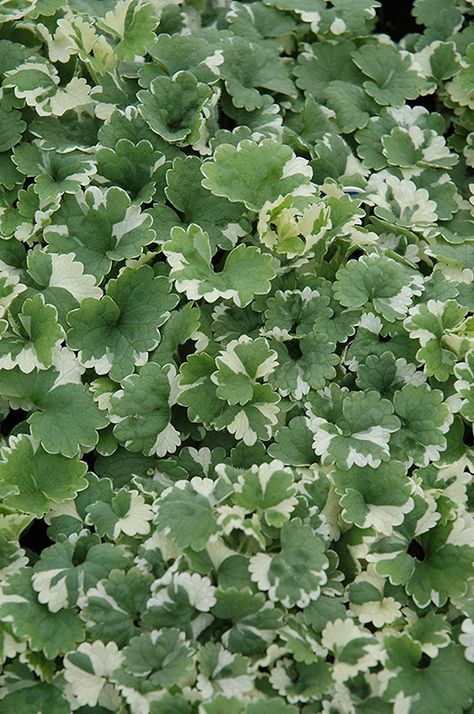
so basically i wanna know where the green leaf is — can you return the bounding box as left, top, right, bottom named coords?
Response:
left=220, top=36, right=296, bottom=111
left=426, top=42, right=460, bottom=82
left=306, top=385, right=400, bottom=470
left=333, top=461, right=414, bottom=534
left=0, top=567, right=84, bottom=658
left=381, top=127, right=457, bottom=170
left=32, top=533, right=129, bottom=611
left=2, top=682, right=69, bottom=714
left=163, top=224, right=276, bottom=307
left=268, top=416, right=315, bottom=466
left=404, top=299, right=468, bottom=381
left=197, top=642, right=254, bottom=700
left=353, top=42, right=427, bottom=106
left=412, top=0, right=463, bottom=33
left=112, top=628, right=194, bottom=694
left=324, top=80, right=376, bottom=133
left=67, top=265, right=178, bottom=381
left=143, top=570, right=217, bottom=636
left=382, top=638, right=474, bottom=714
left=156, top=481, right=219, bottom=551
left=247, top=700, right=298, bottom=714
left=334, top=254, right=424, bottom=322
left=0, top=39, right=33, bottom=77
left=178, top=352, right=224, bottom=426
left=212, top=336, right=277, bottom=406
left=355, top=351, right=426, bottom=399
left=454, top=349, right=474, bottom=421
left=150, top=694, right=193, bottom=714
left=263, top=0, right=324, bottom=12
left=138, top=70, right=212, bottom=144
left=22, top=248, right=102, bottom=325
left=13, top=142, right=96, bottom=206
left=86, top=487, right=154, bottom=539
left=29, top=112, right=100, bottom=152
left=165, top=155, right=244, bottom=250
left=0, top=293, right=64, bottom=371
left=0, top=106, right=26, bottom=152
left=111, top=362, right=181, bottom=457
left=0, top=366, right=56, bottom=408
left=96, top=138, right=163, bottom=203
left=446, top=43, right=474, bottom=110
left=44, top=187, right=155, bottom=281
left=144, top=32, right=223, bottom=85
left=81, top=568, right=152, bottom=646
left=406, top=524, right=474, bottom=608
left=412, top=169, right=459, bottom=222
left=212, top=587, right=281, bottom=655
left=391, top=384, right=452, bottom=467
left=270, top=332, right=339, bottom=397
left=4, top=60, right=92, bottom=117
left=310, top=133, right=356, bottom=183
left=201, top=139, right=314, bottom=211
left=0, top=682, right=69, bottom=714
left=100, top=0, right=159, bottom=61
left=304, top=595, right=347, bottom=633
left=150, top=303, right=200, bottom=368
left=63, top=640, right=124, bottom=708
left=29, top=382, right=108, bottom=457
left=230, top=459, right=297, bottom=527
left=249, top=519, right=329, bottom=607
left=319, top=0, right=381, bottom=37
left=212, top=382, right=281, bottom=446
left=355, top=105, right=446, bottom=170
left=0, top=434, right=88, bottom=517
left=294, top=41, right=363, bottom=100
left=97, top=104, right=176, bottom=150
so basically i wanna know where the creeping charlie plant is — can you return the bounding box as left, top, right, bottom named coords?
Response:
left=0, top=0, right=473, bottom=712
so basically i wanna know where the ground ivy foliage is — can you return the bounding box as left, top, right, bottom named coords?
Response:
left=0, top=0, right=473, bottom=711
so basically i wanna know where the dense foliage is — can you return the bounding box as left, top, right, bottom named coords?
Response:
left=0, top=0, right=473, bottom=712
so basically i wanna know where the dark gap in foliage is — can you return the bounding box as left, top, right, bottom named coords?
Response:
left=21, top=176, right=36, bottom=191
left=211, top=249, right=227, bottom=271
left=0, top=408, right=29, bottom=436
left=84, top=367, right=102, bottom=382
left=177, top=338, right=197, bottom=363
left=152, top=251, right=168, bottom=264
left=377, top=0, right=419, bottom=40
left=81, top=449, right=96, bottom=472
left=418, top=261, right=433, bottom=277
left=218, top=109, right=237, bottom=133
left=286, top=339, right=303, bottom=360
left=20, top=519, right=54, bottom=555
left=417, top=653, right=432, bottom=669
left=407, top=539, right=425, bottom=561
left=407, top=95, right=438, bottom=113
left=463, top=421, right=473, bottom=447
left=348, top=249, right=365, bottom=261
left=182, top=144, right=201, bottom=157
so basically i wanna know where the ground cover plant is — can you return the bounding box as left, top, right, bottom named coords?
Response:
left=0, top=0, right=473, bottom=711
